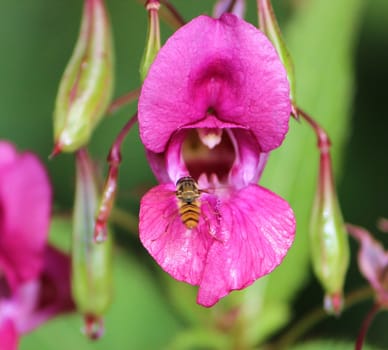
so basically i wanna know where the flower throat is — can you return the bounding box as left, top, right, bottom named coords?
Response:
left=182, top=128, right=235, bottom=182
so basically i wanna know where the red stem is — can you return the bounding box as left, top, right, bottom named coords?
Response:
left=136, top=0, right=184, bottom=30
left=107, top=88, right=141, bottom=115
left=159, top=0, right=185, bottom=28
left=94, top=113, right=138, bottom=242
left=226, top=0, right=238, bottom=13
left=355, top=303, right=380, bottom=350
left=296, top=107, right=331, bottom=154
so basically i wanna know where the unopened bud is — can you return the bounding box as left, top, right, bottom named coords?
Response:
left=140, top=0, right=161, bottom=81
left=53, top=0, right=114, bottom=153
left=72, top=149, right=113, bottom=338
left=310, top=139, right=349, bottom=315
left=257, top=0, right=297, bottom=110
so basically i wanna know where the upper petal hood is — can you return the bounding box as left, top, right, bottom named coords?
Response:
left=138, top=14, right=291, bottom=154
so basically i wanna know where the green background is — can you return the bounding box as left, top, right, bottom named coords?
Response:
left=0, top=0, right=387, bottom=349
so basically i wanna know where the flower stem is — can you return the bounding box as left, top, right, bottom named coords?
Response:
left=135, top=0, right=185, bottom=30
left=107, top=87, right=141, bottom=115
left=226, top=0, right=238, bottom=13
left=94, top=113, right=138, bottom=242
left=159, top=0, right=185, bottom=29
left=296, top=107, right=331, bottom=154
left=355, top=303, right=380, bottom=350
left=270, top=285, right=374, bottom=350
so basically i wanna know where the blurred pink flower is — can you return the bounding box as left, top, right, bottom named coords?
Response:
left=347, top=223, right=388, bottom=306
left=0, top=142, right=73, bottom=349
left=346, top=223, right=388, bottom=349
left=138, top=14, right=295, bottom=307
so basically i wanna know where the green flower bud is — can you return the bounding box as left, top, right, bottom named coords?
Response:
left=140, top=0, right=161, bottom=81
left=310, top=137, right=349, bottom=315
left=257, top=0, right=297, bottom=109
left=53, top=0, right=114, bottom=154
left=72, top=149, right=113, bottom=339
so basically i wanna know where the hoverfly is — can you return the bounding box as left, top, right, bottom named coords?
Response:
left=148, top=176, right=221, bottom=243
left=175, top=176, right=202, bottom=229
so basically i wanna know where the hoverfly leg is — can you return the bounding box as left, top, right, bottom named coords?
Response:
left=151, top=210, right=179, bottom=242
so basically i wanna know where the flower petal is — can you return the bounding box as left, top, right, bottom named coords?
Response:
left=0, top=317, right=18, bottom=350
left=197, top=184, right=295, bottom=307
left=139, top=184, right=215, bottom=285
left=16, top=246, right=74, bottom=333
left=140, top=183, right=295, bottom=307
left=347, top=224, right=388, bottom=301
left=139, top=14, right=291, bottom=154
left=0, top=145, right=51, bottom=290
left=0, top=142, right=18, bottom=167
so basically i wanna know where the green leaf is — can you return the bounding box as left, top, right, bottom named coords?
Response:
left=48, top=215, right=73, bottom=252
left=165, top=328, right=230, bottom=350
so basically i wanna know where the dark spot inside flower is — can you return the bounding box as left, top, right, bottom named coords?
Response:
left=182, top=129, right=235, bottom=181
left=32, top=247, right=75, bottom=316
left=0, top=275, right=11, bottom=299
left=207, top=107, right=217, bottom=116
left=0, top=201, right=4, bottom=227
left=35, top=271, right=58, bottom=311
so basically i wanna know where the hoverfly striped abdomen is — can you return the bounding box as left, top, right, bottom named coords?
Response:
left=176, top=176, right=201, bottom=229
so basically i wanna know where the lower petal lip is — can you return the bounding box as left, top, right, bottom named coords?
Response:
left=139, top=181, right=295, bottom=307
left=197, top=184, right=295, bottom=306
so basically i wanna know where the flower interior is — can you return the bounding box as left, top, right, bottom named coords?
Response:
left=182, top=128, right=234, bottom=184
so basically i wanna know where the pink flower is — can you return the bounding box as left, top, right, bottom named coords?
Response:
left=347, top=224, right=388, bottom=306
left=346, top=223, right=388, bottom=349
left=138, top=14, right=296, bottom=307
left=0, top=142, right=73, bottom=349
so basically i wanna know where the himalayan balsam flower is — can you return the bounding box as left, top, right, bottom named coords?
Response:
left=0, top=142, right=73, bottom=349
left=138, top=14, right=296, bottom=307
